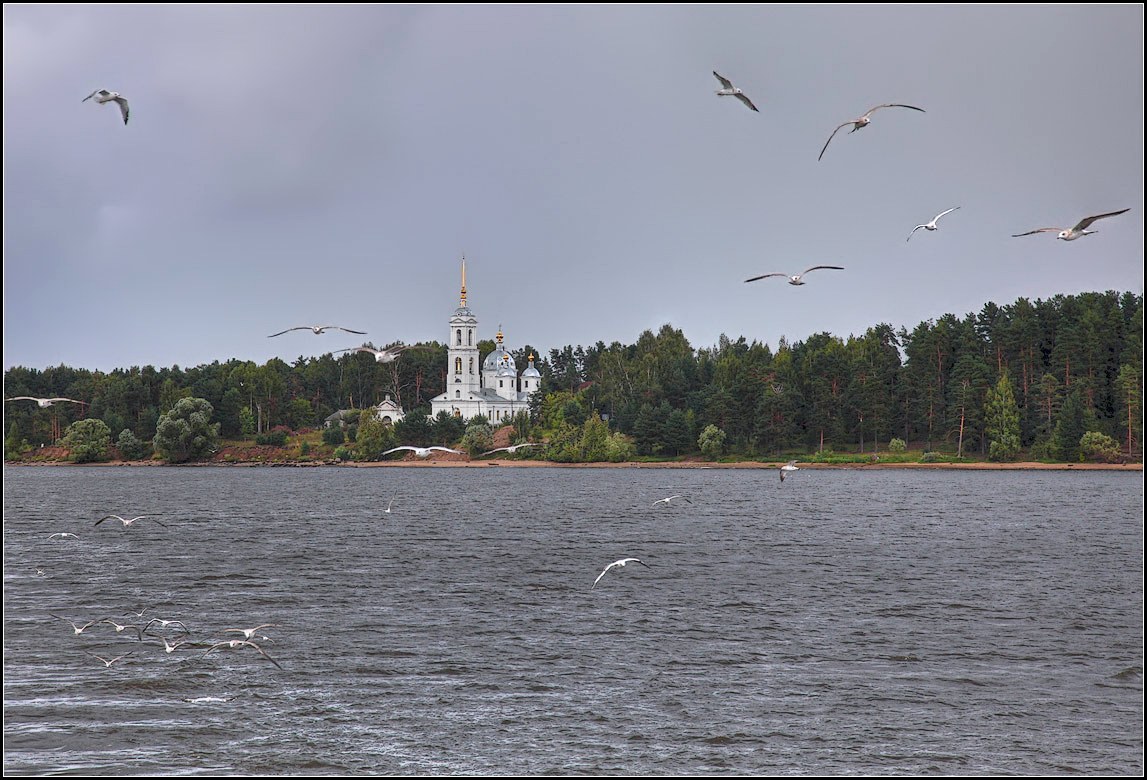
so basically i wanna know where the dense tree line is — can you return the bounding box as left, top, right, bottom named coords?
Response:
left=4, top=291, right=1143, bottom=461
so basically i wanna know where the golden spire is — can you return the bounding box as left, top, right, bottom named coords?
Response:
left=496, top=323, right=503, bottom=344
left=459, top=255, right=467, bottom=307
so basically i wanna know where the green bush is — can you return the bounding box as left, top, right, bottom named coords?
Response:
left=333, top=445, right=351, bottom=461
left=322, top=426, right=345, bottom=446
left=920, top=451, right=942, bottom=463
left=64, top=418, right=112, bottom=463
left=888, top=438, right=907, bottom=453
left=116, top=428, right=150, bottom=460
left=1080, top=431, right=1121, bottom=463
left=255, top=428, right=289, bottom=446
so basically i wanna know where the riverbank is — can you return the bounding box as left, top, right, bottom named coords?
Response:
left=5, top=458, right=1141, bottom=471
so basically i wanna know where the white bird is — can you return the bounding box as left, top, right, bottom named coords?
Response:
left=819, top=103, right=925, bottom=161
left=143, top=617, right=191, bottom=634
left=652, top=495, right=691, bottom=506
left=384, top=489, right=397, bottom=514
left=203, top=640, right=283, bottom=670
left=745, top=266, right=845, bottom=285
left=7, top=396, right=84, bottom=408
left=382, top=445, right=464, bottom=459
left=156, top=635, right=193, bottom=654
left=480, top=443, right=542, bottom=456
left=907, top=207, right=960, bottom=242
left=95, top=514, right=166, bottom=528
left=592, top=557, right=651, bottom=589
left=51, top=614, right=101, bottom=635
left=85, top=650, right=135, bottom=668
left=47, top=532, right=79, bottom=540
left=100, top=619, right=144, bottom=641
left=224, top=624, right=277, bottom=641
left=780, top=460, right=799, bottom=483
left=1011, top=208, right=1130, bottom=241
left=334, top=344, right=421, bottom=363
left=268, top=325, right=367, bottom=338
left=713, top=71, right=759, bottom=112
left=122, top=607, right=148, bottom=619
left=82, top=89, right=129, bottom=125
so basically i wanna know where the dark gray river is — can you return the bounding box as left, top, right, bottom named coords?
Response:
left=3, top=466, right=1142, bottom=775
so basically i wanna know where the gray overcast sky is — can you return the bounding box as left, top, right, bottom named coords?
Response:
left=3, top=4, right=1143, bottom=374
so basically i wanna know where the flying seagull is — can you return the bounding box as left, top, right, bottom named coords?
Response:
left=818, top=103, right=925, bottom=161
left=745, top=266, right=845, bottom=285
left=47, top=532, right=79, bottom=540
left=95, top=514, right=166, bottom=528
left=267, top=325, right=367, bottom=338
left=334, top=344, right=421, bottom=363
left=480, top=443, right=542, bottom=456
left=203, top=639, right=283, bottom=670
left=224, top=624, right=278, bottom=641
left=592, top=557, right=651, bottom=589
left=143, top=617, right=191, bottom=634
left=1011, top=208, right=1130, bottom=241
left=907, top=207, right=960, bottom=242
left=382, top=446, right=464, bottom=459
left=652, top=495, right=691, bottom=506
left=780, top=460, right=799, bottom=482
left=384, top=489, right=397, bottom=514
left=713, top=71, right=759, bottom=112
left=7, top=396, right=84, bottom=408
left=51, top=614, right=101, bottom=635
left=100, top=619, right=144, bottom=641
left=85, top=650, right=135, bottom=668
left=82, top=89, right=129, bottom=125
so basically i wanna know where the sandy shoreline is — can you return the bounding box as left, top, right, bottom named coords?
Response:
left=6, top=459, right=1142, bottom=471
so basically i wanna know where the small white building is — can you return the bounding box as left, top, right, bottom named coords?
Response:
left=429, top=259, right=540, bottom=423
left=374, top=394, right=405, bottom=425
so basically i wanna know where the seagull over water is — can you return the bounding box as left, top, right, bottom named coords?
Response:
left=652, top=495, right=691, bottom=506
left=47, top=532, right=79, bottom=540
left=51, top=614, right=101, bottom=635
left=907, top=207, right=960, bottom=242
left=203, top=640, right=283, bottom=670
left=1011, top=208, right=1130, bottom=241
left=745, top=266, right=844, bottom=285
left=268, top=325, right=367, bottom=338
left=8, top=396, right=84, bottom=408
left=819, top=103, right=925, bottom=161
left=780, top=460, right=800, bottom=482
left=82, top=89, right=129, bottom=125
left=334, top=344, right=422, bottom=363
left=713, top=71, right=759, bottom=112
left=95, top=514, right=166, bottom=528
left=100, top=619, right=144, bottom=641
left=224, top=624, right=277, bottom=641
left=143, top=617, right=191, bottom=634
left=383, top=446, right=464, bottom=459
left=85, top=650, right=135, bottom=668
left=384, top=489, right=397, bottom=514
left=592, top=557, right=651, bottom=589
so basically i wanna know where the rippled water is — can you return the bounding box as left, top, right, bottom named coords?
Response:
left=3, top=465, right=1143, bottom=775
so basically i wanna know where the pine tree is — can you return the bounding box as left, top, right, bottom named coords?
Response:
left=984, top=371, right=1021, bottom=461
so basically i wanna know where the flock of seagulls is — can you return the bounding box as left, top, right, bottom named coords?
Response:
left=82, top=89, right=129, bottom=125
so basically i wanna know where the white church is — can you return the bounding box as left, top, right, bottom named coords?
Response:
left=429, top=260, right=541, bottom=423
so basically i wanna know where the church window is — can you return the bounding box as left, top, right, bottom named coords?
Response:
left=455, top=390, right=460, bottom=399
left=499, top=380, right=503, bottom=388
left=469, top=357, right=474, bottom=374
left=468, top=330, right=473, bottom=346
left=456, top=329, right=462, bottom=346
left=455, top=357, right=462, bottom=374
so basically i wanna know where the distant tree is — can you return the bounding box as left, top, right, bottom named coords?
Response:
left=63, top=418, right=112, bottom=463
left=355, top=410, right=397, bottom=461
left=393, top=409, right=431, bottom=447
left=1079, top=431, right=1121, bottom=463
left=1052, top=388, right=1088, bottom=462
left=460, top=419, right=494, bottom=457
left=4, top=420, right=32, bottom=459
left=698, top=424, right=726, bottom=459
left=431, top=410, right=465, bottom=446
left=322, top=425, right=345, bottom=447
left=239, top=406, right=256, bottom=437
left=116, top=428, right=149, bottom=460
left=984, top=371, right=1021, bottom=461
left=1116, top=363, right=1142, bottom=455
left=152, top=397, right=220, bottom=463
